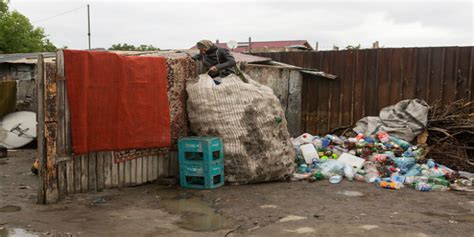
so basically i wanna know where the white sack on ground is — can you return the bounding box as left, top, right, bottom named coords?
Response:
left=353, top=99, right=429, bottom=141
left=186, top=74, right=295, bottom=184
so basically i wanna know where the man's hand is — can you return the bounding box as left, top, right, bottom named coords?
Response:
left=209, top=66, right=218, bottom=72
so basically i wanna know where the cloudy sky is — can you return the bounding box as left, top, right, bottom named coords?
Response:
left=9, top=0, right=474, bottom=50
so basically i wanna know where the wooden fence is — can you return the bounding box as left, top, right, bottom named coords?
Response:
left=36, top=52, right=190, bottom=204
left=254, top=47, right=474, bottom=135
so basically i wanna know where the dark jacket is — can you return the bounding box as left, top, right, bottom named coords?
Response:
left=192, top=45, right=236, bottom=78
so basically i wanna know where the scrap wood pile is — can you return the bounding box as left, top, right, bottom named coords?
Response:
left=425, top=99, right=474, bottom=172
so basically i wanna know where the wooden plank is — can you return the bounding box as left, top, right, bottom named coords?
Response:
left=56, top=50, right=65, bottom=79
left=131, top=158, right=137, bottom=185
left=124, top=159, right=131, bottom=185
left=66, top=158, right=74, bottom=195
left=37, top=55, right=46, bottom=204
left=402, top=48, right=417, bottom=100
left=57, top=162, right=66, bottom=199
left=103, top=152, right=112, bottom=188
left=415, top=48, right=431, bottom=99
left=317, top=51, right=331, bottom=134
left=170, top=151, right=179, bottom=177
left=96, top=152, right=104, bottom=191
left=136, top=157, right=143, bottom=184
left=389, top=48, right=403, bottom=106
left=158, top=153, right=165, bottom=177
left=148, top=155, right=153, bottom=182
left=81, top=154, right=89, bottom=193
left=56, top=79, right=66, bottom=156
left=163, top=151, right=170, bottom=177
left=118, top=160, right=124, bottom=188
left=428, top=48, right=445, bottom=105
left=352, top=50, right=366, bottom=122
left=456, top=47, right=473, bottom=100
left=152, top=154, right=158, bottom=180
left=43, top=62, right=59, bottom=204
left=442, top=47, right=458, bottom=104
left=328, top=51, right=341, bottom=131
left=142, top=156, right=148, bottom=182
left=64, top=80, right=72, bottom=155
left=340, top=50, right=354, bottom=127
left=111, top=153, right=119, bottom=188
left=88, top=152, right=97, bottom=192
left=365, top=49, right=379, bottom=116
left=74, top=155, right=81, bottom=193
left=376, top=48, right=391, bottom=112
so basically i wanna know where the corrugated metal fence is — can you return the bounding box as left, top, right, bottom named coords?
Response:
left=254, top=47, right=473, bottom=135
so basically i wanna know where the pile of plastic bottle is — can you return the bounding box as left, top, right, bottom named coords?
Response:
left=291, top=132, right=455, bottom=192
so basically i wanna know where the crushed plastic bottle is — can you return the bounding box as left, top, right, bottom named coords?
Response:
left=377, top=131, right=390, bottom=143
left=329, top=175, right=343, bottom=184
left=293, top=133, right=315, bottom=146
left=379, top=181, right=402, bottom=190
left=415, top=182, right=432, bottom=191
left=363, top=161, right=380, bottom=183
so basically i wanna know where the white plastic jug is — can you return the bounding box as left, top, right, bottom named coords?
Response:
left=300, top=143, right=319, bottom=164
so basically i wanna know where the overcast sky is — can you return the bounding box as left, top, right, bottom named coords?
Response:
left=9, top=0, right=474, bottom=50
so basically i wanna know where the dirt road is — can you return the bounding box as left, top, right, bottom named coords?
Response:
left=1, top=150, right=473, bottom=236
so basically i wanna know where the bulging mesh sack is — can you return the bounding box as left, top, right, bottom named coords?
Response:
left=186, top=74, right=295, bottom=184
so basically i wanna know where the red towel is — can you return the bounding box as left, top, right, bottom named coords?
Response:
left=64, top=50, right=171, bottom=154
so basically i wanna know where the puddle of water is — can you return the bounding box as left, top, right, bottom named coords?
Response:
left=157, top=189, right=232, bottom=232
left=0, top=206, right=21, bottom=212
left=0, top=228, right=38, bottom=237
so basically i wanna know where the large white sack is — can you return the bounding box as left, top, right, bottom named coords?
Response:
left=186, top=74, right=295, bottom=184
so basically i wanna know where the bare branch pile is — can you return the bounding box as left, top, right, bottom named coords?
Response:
left=425, top=99, right=474, bottom=172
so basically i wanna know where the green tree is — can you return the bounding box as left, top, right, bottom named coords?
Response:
left=0, top=0, right=57, bottom=53
left=109, top=43, right=159, bottom=51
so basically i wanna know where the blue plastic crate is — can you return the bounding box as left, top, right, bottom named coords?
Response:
left=178, top=137, right=224, bottom=189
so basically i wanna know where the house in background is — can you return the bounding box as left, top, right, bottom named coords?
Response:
left=191, top=40, right=314, bottom=53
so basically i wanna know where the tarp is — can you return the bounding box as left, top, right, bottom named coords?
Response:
left=0, top=81, right=16, bottom=118
left=64, top=50, right=171, bottom=154
left=353, top=99, right=429, bottom=142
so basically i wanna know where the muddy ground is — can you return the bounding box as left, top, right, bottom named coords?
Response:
left=1, top=149, right=473, bottom=237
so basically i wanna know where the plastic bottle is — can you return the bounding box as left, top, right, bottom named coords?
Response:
left=426, top=159, right=436, bottom=169
left=431, top=184, right=449, bottom=191
left=415, top=182, right=432, bottom=191
left=355, top=133, right=365, bottom=140
left=363, top=161, right=380, bottom=183
left=344, top=165, right=355, bottom=181
left=312, top=138, right=323, bottom=149
left=293, top=133, right=314, bottom=146
left=313, top=171, right=324, bottom=180
left=405, top=164, right=422, bottom=177
left=329, top=175, right=342, bottom=184
left=379, top=181, right=402, bottom=190
left=326, top=134, right=343, bottom=145
left=389, top=136, right=411, bottom=150
left=377, top=131, right=390, bottom=143
left=428, top=176, right=450, bottom=186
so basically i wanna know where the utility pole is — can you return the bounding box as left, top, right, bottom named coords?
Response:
left=87, top=4, right=91, bottom=49
left=248, top=37, right=252, bottom=53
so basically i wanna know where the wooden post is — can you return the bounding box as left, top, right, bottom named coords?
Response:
left=37, top=55, right=46, bottom=204
left=315, top=42, right=319, bottom=52
left=37, top=60, right=60, bottom=204
left=372, top=41, right=379, bottom=49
